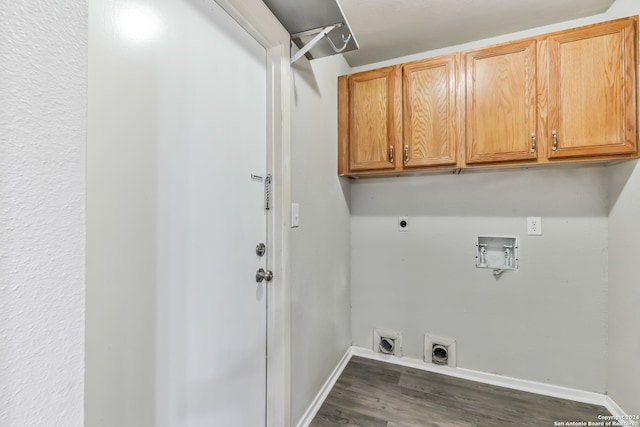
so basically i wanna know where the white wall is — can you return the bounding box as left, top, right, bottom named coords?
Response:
left=604, top=0, right=640, bottom=417
left=86, top=0, right=160, bottom=422
left=351, top=166, right=609, bottom=392
left=0, top=1, right=87, bottom=426
left=347, top=0, right=640, bottom=405
left=608, top=161, right=640, bottom=415
left=290, top=55, right=352, bottom=424
left=351, top=6, right=613, bottom=73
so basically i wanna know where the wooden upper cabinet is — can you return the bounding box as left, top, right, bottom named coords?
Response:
left=343, top=66, right=402, bottom=172
left=465, top=39, right=538, bottom=164
left=546, top=17, right=637, bottom=159
left=403, top=54, right=459, bottom=168
left=338, top=16, right=638, bottom=177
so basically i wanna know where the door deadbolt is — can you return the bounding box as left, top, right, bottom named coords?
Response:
left=256, top=268, right=273, bottom=283
left=256, top=243, right=266, bottom=257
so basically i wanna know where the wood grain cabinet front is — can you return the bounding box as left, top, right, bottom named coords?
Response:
left=403, top=54, right=459, bottom=169
left=338, top=16, right=638, bottom=177
left=338, top=56, right=459, bottom=176
left=464, top=39, right=538, bottom=165
left=338, top=66, right=402, bottom=174
left=545, top=18, right=637, bottom=160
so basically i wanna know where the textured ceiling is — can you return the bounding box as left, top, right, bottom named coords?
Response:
left=339, top=0, right=616, bottom=67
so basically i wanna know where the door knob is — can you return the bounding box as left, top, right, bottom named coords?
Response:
left=256, top=268, right=273, bottom=283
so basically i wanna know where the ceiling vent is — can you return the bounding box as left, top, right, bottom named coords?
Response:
left=262, top=0, right=358, bottom=63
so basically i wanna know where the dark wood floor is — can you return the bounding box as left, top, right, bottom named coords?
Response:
left=310, top=356, right=609, bottom=427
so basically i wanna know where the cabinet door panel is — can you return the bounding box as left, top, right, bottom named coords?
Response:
left=548, top=19, right=637, bottom=158
left=466, top=40, right=537, bottom=164
left=349, top=67, right=400, bottom=171
left=403, top=55, right=458, bottom=168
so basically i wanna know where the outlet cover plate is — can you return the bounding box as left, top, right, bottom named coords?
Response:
left=527, top=217, right=542, bottom=235
left=398, top=216, right=409, bottom=232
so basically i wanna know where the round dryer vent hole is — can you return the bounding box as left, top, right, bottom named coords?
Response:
left=379, top=337, right=395, bottom=355
left=432, top=344, right=449, bottom=365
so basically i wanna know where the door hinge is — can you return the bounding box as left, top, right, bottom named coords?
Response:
left=264, top=174, right=272, bottom=211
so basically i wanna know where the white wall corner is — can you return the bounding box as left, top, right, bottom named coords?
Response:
left=294, top=348, right=352, bottom=427
left=605, top=396, right=640, bottom=427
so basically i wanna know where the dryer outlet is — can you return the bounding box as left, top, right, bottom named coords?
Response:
left=373, top=328, right=403, bottom=357
left=424, top=334, right=456, bottom=368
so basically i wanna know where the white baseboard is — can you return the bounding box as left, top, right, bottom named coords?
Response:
left=605, top=396, right=639, bottom=427
left=351, top=346, right=606, bottom=406
left=605, top=395, right=625, bottom=416
left=295, top=348, right=352, bottom=427
left=296, top=345, right=633, bottom=427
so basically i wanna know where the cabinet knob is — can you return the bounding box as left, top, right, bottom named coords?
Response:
left=404, top=145, right=409, bottom=163
left=389, top=145, right=394, bottom=163
left=552, top=130, right=558, bottom=151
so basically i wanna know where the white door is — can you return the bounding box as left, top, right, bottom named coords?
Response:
left=155, top=1, right=268, bottom=425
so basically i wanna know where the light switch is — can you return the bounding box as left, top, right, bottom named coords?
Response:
left=291, top=203, right=300, bottom=228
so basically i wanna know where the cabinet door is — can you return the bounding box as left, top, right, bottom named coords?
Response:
left=348, top=67, right=401, bottom=172
left=465, top=39, right=538, bottom=164
left=547, top=18, right=637, bottom=159
left=403, top=55, right=458, bottom=168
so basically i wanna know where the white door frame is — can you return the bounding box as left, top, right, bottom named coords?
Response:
left=212, top=2, right=291, bottom=426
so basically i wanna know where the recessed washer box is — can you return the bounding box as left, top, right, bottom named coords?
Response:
left=475, top=236, right=519, bottom=270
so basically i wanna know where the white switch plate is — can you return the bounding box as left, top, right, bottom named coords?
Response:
left=527, top=217, right=542, bottom=235
left=291, top=203, right=300, bottom=228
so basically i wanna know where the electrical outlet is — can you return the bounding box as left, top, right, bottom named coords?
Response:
left=398, top=216, right=409, bottom=232
left=527, top=217, right=542, bottom=235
